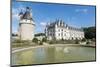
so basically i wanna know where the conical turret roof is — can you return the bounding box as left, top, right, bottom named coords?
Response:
left=21, top=7, right=33, bottom=20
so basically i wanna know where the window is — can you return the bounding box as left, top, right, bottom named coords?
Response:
left=64, top=34, right=66, bottom=36
left=59, top=33, right=60, bottom=36
left=61, top=33, right=63, bottom=36
left=62, top=29, right=63, bottom=31
left=58, top=29, right=60, bottom=32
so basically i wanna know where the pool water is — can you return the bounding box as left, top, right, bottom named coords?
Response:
left=12, top=46, right=96, bottom=66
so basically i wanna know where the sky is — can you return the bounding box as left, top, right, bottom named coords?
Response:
left=12, top=0, right=96, bottom=33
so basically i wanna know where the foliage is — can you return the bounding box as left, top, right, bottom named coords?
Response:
left=12, top=33, right=18, bottom=36
left=83, top=26, right=96, bottom=39
left=81, top=38, right=86, bottom=42
left=86, top=41, right=90, bottom=44
left=12, top=42, right=36, bottom=48
left=13, top=39, right=28, bottom=43
left=35, top=33, right=45, bottom=37
left=48, top=39, right=81, bottom=44
left=61, top=38, right=64, bottom=41
left=32, top=38, right=38, bottom=43
left=39, top=41, right=43, bottom=45
left=42, top=37, right=47, bottom=42
left=49, top=41, right=54, bottom=44
left=75, top=39, right=79, bottom=44
left=91, top=38, right=95, bottom=42
left=13, top=39, right=21, bottom=43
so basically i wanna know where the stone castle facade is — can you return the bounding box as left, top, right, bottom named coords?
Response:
left=45, top=19, right=84, bottom=40
left=17, top=7, right=84, bottom=41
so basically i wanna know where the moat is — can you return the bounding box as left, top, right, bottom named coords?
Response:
left=11, top=45, right=96, bottom=66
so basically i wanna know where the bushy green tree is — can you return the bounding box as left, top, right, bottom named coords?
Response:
left=75, top=39, right=79, bottom=44
left=42, top=37, right=47, bottom=42
left=39, top=41, right=43, bottom=45
left=13, top=39, right=22, bottom=43
left=83, top=26, right=96, bottom=39
left=86, top=41, right=90, bottom=44
left=49, top=41, right=54, bottom=44
left=32, top=38, right=38, bottom=43
left=81, top=38, right=86, bottom=42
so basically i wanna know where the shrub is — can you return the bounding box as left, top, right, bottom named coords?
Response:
left=32, top=38, right=38, bottom=43
left=14, top=39, right=22, bottom=43
left=91, top=38, right=95, bottom=42
left=39, top=41, right=43, bottom=45
left=61, top=38, right=64, bottom=41
left=75, top=39, right=79, bottom=44
left=81, top=38, right=86, bottom=42
left=86, top=41, right=90, bottom=44
left=42, top=37, right=47, bottom=42
left=13, top=39, right=26, bottom=43
left=49, top=41, right=54, bottom=44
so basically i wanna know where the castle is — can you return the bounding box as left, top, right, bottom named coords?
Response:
left=18, top=7, right=35, bottom=40
left=17, top=7, right=84, bottom=41
left=45, top=19, right=84, bottom=40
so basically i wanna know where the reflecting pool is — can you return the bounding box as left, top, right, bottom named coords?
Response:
left=12, top=46, right=95, bottom=66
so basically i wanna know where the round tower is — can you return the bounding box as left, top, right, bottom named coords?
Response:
left=18, top=7, right=35, bottom=40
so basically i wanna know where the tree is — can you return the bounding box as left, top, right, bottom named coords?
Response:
left=83, top=26, right=96, bottom=39
left=42, top=37, right=47, bottom=42
left=12, top=33, right=18, bottom=36
left=39, top=41, right=43, bottom=45
left=32, top=38, right=38, bottom=43
left=75, top=38, right=79, bottom=44
left=61, top=38, right=64, bottom=41
left=81, top=38, right=86, bottom=42
left=35, top=33, right=45, bottom=37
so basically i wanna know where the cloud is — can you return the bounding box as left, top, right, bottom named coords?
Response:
left=75, top=9, right=88, bottom=13
left=40, top=22, right=47, bottom=26
left=13, top=14, right=19, bottom=19
left=12, top=6, right=26, bottom=21
left=83, top=9, right=88, bottom=13
left=12, top=8, right=19, bottom=20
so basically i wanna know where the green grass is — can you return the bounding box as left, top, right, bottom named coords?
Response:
left=12, top=42, right=37, bottom=48
left=48, top=40, right=80, bottom=44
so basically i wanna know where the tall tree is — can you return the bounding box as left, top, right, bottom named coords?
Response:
left=83, top=26, right=96, bottom=39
